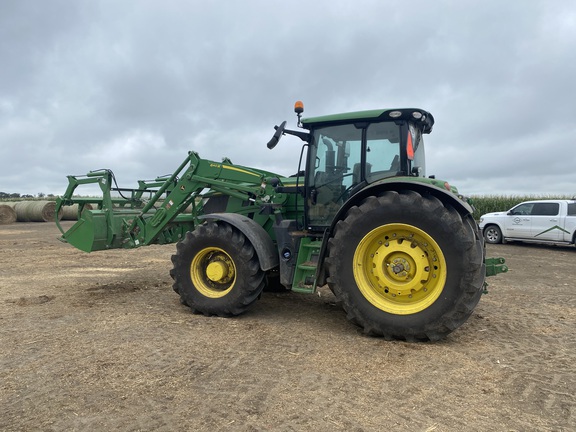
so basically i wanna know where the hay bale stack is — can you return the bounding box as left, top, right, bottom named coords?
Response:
left=0, top=204, right=17, bottom=224
left=61, top=203, right=93, bottom=220
left=11, top=201, right=63, bottom=222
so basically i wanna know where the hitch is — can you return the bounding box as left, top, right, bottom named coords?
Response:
left=485, top=257, right=508, bottom=277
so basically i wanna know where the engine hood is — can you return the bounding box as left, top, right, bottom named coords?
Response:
left=482, top=211, right=507, bottom=218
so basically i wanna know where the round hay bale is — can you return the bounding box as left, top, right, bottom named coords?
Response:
left=61, top=203, right=93, bottom=220
left=0, top=204, right=17, bottom=224
left=13, top=201, right=63, bottom=222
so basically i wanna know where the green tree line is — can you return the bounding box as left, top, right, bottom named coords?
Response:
left=0, top=192, right=55, bottom=200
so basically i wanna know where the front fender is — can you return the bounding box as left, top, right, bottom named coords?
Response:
left=198, top=213, right=279, bottom=271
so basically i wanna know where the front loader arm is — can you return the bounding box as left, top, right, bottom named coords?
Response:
left=57, top=151, right=285, bottom=252
left=127, top=152, right=276, bottom=247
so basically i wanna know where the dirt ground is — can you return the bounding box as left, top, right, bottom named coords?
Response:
left=0, top=221, right=574, bottom=432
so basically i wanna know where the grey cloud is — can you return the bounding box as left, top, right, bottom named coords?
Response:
left=1, top=0, right=575, bottom=197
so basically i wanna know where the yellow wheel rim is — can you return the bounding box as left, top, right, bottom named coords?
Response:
left=353, top=223, right=447, bottom=315
left=190, top=247, right=236, bottom=298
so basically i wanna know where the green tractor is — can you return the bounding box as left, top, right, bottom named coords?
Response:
left=56, top=102, right=507, bottom=341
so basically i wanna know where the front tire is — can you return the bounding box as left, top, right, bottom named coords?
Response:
left=170, top=221, right=266, bottom=316
left=483, top=225, right=502, bottom=244
left=326, top=190, right=485, bottom=341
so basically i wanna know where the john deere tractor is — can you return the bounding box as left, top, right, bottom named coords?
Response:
left=56, top=102, right=507, bottom=341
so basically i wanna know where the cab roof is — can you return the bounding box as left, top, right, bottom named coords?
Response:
left=301, top=108, right=434, bottom=133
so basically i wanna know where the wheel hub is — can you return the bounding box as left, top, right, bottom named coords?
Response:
left=371, top=239, right=430, bottom=296
left=190, top=247, right=236, bottom=298
left=206, top=261, right=228, bottom=282
left=391, top=260, right=408, bottom=275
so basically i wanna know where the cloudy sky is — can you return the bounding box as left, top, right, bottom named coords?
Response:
left=1, top=0, right=575, bottom=197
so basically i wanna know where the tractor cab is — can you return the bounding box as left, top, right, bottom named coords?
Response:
left=298, top=106, right=434, bottom=228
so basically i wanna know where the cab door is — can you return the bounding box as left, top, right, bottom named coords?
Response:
left=306, top=123, right=362, bottom=228
left=504, top=202, right=533, bottom=238
left=530, top=202, right=561, bottom=241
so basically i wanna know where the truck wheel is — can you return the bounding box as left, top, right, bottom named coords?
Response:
left=483, top=225, right=502, bottom=244
left=170, top=221, right=266, bottom=316
left=325, top=190, right=485, bottom=341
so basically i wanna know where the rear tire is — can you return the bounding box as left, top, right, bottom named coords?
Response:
left=483, top=225, right=502, bottom=244
left=170, top=221, right=266, bottom=316
left=325, top=190, right=485, bottom=341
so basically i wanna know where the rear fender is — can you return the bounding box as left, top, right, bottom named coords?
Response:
left=198, top=213, right=279, bottom=271
left=339, top=180, right=475, bottom=218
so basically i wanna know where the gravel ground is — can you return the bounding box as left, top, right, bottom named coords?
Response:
left=1, top=221, right=575, bottom=431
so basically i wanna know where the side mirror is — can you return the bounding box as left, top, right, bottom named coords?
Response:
left=266, top=121, right=287, bottom=149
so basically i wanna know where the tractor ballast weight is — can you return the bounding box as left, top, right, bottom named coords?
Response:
left=56, top=102, right=507, bottom=341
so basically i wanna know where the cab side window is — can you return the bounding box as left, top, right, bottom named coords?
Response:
left=365, top=122, right=401, bottom=182
left=531, top=203, right=559, bottom=216
left=568, top=203, right=576, bottom=216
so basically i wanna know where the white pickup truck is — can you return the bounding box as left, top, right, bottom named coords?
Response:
left=479, top=199, right=576, bottom=246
